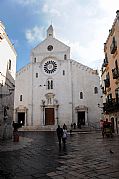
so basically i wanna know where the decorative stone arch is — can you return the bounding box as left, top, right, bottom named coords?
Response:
left=41, top=94, right=59, bottom=126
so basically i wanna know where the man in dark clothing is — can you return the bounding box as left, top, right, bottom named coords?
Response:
left=56, top=125, right=63, bottom=148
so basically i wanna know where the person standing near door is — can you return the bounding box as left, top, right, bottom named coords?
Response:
left=56, top=125, right=63, bottom=148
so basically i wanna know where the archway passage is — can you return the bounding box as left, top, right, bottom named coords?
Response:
left=45, top=108, right=54, bottom=125
left=78, top=111, right=85, bottom=125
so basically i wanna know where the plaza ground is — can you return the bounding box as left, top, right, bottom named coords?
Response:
left=0, top=131, right=119, bottom=179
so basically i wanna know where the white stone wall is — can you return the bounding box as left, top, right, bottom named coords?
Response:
left=31, top=37, right=70, bottom=63
left=0, top=22, right=16, bottom=84
left=0, top=21, right=17, bottom=139
left=71, top=60, right=102, bottom=125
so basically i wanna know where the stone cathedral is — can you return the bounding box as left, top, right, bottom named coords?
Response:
left=14, top=25, right=102, bottom=130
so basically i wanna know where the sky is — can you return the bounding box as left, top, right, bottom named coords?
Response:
left=0, top=0, right=119, bottom=72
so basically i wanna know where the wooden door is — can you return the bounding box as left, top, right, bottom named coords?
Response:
left=45, top=108, right=54, bottom=125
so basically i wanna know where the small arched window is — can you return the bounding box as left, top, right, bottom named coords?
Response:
left=34, top=58, right=36, bottom=63
left=8, top=59, right=11, bottom=70
left=47, top=79, right=53, bottom=89
left=94, top=87, right=98, bottom=94
left=80, top=92, right=83, bottom=99
left=64, top=54, right=67, bottom=60
left=20, top=95, right=22, bottom=101
left=36, top=73, right=38, bottom=78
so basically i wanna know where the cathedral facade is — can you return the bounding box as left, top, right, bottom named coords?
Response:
left=14, top=25, right=102, bottom=130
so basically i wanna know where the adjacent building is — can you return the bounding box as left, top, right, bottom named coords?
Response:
left=14, top=25, right=102, bottom=130
left=101, top=10, right=119, bottom=133
left=0, top=21, right=17, bottom=139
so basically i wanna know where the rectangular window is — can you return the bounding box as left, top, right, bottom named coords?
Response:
left=63, top=70, right=65, bottom=75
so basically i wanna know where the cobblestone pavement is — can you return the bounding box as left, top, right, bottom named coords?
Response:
left=0, top=131, right=119, bottom=179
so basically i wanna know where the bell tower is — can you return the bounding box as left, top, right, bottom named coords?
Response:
left=47, top=25, right=53, bottom=38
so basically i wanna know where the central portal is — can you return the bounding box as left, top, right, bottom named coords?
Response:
left=45, top=108, right=55, bottom=125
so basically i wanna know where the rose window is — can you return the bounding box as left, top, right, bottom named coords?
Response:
left=44, top=60, right=57, bottom=74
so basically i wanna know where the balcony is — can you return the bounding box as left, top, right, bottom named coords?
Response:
left=103, top=98, right=119, bottom=112
left=104, top=78, right=110, bottom=88
left=112, top=68, right=119, bottom=79
left=110, top=41, right=117, bottom=54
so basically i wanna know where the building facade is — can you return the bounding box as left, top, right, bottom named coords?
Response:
left=0, top=21, right=17, bottom=139
left=14, top=25, right=102, bottom=130
left=101, top=10, right=119, bottom=134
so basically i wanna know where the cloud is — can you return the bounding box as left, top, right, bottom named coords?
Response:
left=22, top=0, right=119, bottom=69
left=40, top=0, right=119, bottom=69
left=25, top=26, right=45, bottom=44
left=42, top=3, right=61, bottom=17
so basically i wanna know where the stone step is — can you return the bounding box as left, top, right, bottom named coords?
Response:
left=18, top=125, right=57, bottom=131
left=18, top=125, right=96, bottom=132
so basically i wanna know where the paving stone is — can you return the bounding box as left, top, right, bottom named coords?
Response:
left=51, top=175, right=65, bottom=179
left=56, top=170, right=64, bottom=175
left=68, top=171, right=80, bottom=177
left=0, top=131, right=119, bottom=178
left=47, top=172, right=57, bottom=177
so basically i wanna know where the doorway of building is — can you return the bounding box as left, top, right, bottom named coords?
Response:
left=77, top=111, right=85, bottom=126
left=45, top=108, right=54, bottom=125
left=18, top=112, right=25, bottom=126
left=111, top=117, right=115, bottom=133
left=115, top=118, right=118, bottom=134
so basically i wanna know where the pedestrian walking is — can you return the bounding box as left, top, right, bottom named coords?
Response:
left=63, top=123, right=67, bottom=130
left=62, top=126, right=67, bottom=148
left=73, top=122, right=76, bottom=129
left=100, top=119, right=104, bottom=137
left=56, top=125, right=63, bottom=148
